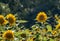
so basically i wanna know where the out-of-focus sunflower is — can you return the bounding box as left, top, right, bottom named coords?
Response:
left=36, top=12, right=47, bottom=22
left=6, top=14, right=16, bottom=26
left=57, top=19, right=60, bottom=24
left=51, top=30, right=57, bottom=35
left=19, top=30, right=27, bottom=38
left=3, top=30, right=14, bottom=40
left=20, top=33, right=26, bottom=38
left=29, top=32, right=35, bottom=35
left=55, top=14, right=60, bottom=24
left=27, top=36, right=35, bottom=41
left=56, top=24, right=60, bottom=29
left=0, top=15, right=7, bottom=25
left=20, top=39, right=26, bottom=41
left=35, top=28, right=40, bottom=33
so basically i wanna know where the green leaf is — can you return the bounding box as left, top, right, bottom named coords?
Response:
left=46, top=25, right=52, bottom=32
left=44, top=37, right=47, bottom=41
left=14, top=32, right=21, bottom=37
left=18, top=20, right=28, bottom=23
left=50, top=38, right=54, bottom=41
left=0, top=37, right=3, bottom=40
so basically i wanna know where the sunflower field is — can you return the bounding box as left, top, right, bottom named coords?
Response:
left=0, top=0, right=60, bottom=41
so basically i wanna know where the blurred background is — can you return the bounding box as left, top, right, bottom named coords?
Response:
left=0, top=0, right=60, bottom=28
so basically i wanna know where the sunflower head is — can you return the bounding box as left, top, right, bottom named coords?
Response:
left=0, top=15, right=7, bottom=25
left=3, top=30, right=14, bottom=40
left=20, top=33, right=26, bottom=38
left=55, top=14, right=60, bottom=24
left=56, top=24, right=60, bottom=29
left=20, top=39, right=26, bottom=41
left=6, top=14, right=16, bottom=26
left=35, top=28, right=40, bottom=33
left=36, top=12, right=47, bottom=22
left=58, top=19, right=60, bottom=23
left=30, top=36, right=35, bottom=41
left=29, top=32, right=35, bottom=35
left=51, top=30, right=57, bottom=35
left=27, top=36, right=35, bottom=41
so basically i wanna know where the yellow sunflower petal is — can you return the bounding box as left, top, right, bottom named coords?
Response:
left=56, top=24, right=60, bottom=29
left=6, top=14, right=16, bottom=26
left=36, top=12, right=47, bottom=22
left=0, top=15, right=7, bottom=25
left=3, top=30, right=14, bottom=40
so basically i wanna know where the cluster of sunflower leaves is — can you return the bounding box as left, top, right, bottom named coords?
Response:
left=0, top=1, right=60, bottom=41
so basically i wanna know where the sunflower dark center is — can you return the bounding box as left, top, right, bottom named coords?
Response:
left=5, top=33, right=13, bottom=39
left=0, top=18, right=4, bottom=24
left=8, top=17, right=14, bottom=23
left=21, top=33, right=26, bottom=38
left=39, top=15, right=45, bottom=20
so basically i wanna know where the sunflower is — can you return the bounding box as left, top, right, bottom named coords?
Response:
left=35, top=28, right=40, bottom=33
left=0, top=15, right=7, bottom=25
left=20, top=39, right=26, bottom=41
left=29, top=32, right=35, bottom=35
left=36, top=12, right=47, bottom=22
left=27, top=36, right=35, bottom=41
left=58, top=19, right=60, bottom=23
left=56, top=24, right=60, bottom=29
left=51, top=30, right=57, bottom=35
left=55, top=14, right=60, bottom=24
left=3, top=30, right=14, bottom=40
left=20, top=33, right=26, bottom=38
left=6, top=14, right=16, bottom=26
